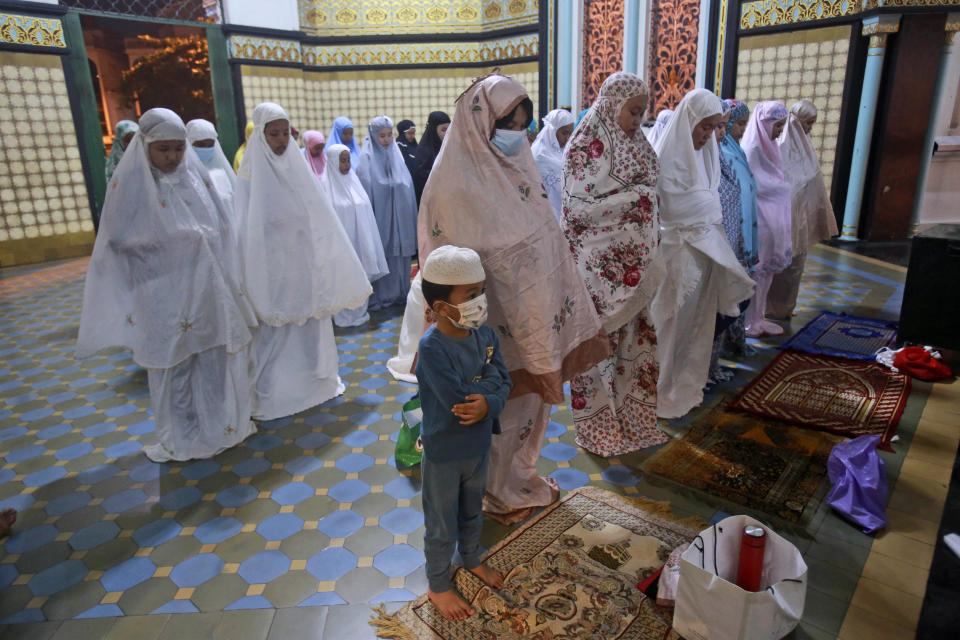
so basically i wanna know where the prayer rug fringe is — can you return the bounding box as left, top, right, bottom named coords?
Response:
left=370, top=604, right=420, bottom=640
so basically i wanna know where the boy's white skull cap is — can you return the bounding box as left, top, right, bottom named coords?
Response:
left=422, top=245, right=485, bottom=285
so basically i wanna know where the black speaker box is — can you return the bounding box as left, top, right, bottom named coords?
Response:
left=899, top=224, right=960, bottom=350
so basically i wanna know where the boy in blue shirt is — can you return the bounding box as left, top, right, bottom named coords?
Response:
left=415, top=245, right=513, bottom=621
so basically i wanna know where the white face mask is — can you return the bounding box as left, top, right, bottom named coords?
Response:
left=443, top=293, right=488, bottom=330
left=491, top=129, right=526, bottom=156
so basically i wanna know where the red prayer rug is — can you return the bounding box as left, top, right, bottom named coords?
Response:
left=731, top=351, right=911, bottom=451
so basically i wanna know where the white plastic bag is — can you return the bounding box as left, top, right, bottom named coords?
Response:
left=673, top=515, right=807, bottom=640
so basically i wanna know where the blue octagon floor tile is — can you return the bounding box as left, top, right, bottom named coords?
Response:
left=224, top=595, right=273, bottom=610
left=101, top=556, right=156, bottom=592
left=317, top=510, right=364, bottom=538
left=38, top=423, right=72, bottom=440
left=5, top=524, right=59, bottom=554
left=353, top=393, right=385, bottom=407
left=362, top=364, right=388, bottom=376
left=601, top=464, right=639, bottom=487
left=76, top=464, right=119, bottom=485
left=216, top=484, right=258, bottom=508
left=271, top=482, right=313, bottom=506
left=5, top=444, right=45, bottom=463
left=153, top=600, right=200, bottom=615
left=133, top=518, right=182, bottom=547
left=0, top=564, right=16, bottom=589
left=357, top=377, right=388, bottom=390
left=257, top=513, right=304, bottom=541
left=181, top=459, right=220, bottom=481
left=158, top=486, right=202, bottom=511
left=30, top=559, right=88, bottom=596
left=102, top=489, right=148, bottom=513
left=194, top=516, right=243, bottom=544
left=336, top=452, right=374, bottom=473
left=126, top=419, right=155, bottom=436
left=24, top=466, right=66, bottom=488
left=81, top=422, right=117, bottom=438
left=348, top=411, right=381, bottom=426
left=384, top=477, right=421, bottom=501
left=1, top=609, right=45, bottom=625
left=372, top=588, right=417, bottom=604
left=170, top=553, right=224, bottom=588
left=232, top=457, right=271, bottom=478
left=540, top=442, right=578, bottom=462
left=294, top=432, right=332, bottom=451
left=284, top=455, right=324, bottom=476
left=306, top=547, right=357, bottom=581
left=77, top=604, right=124, bottom=619
left=379, top=508, right=424, bottom=536
left=129, top=462, right=167, bottom=483
left=373, top=544, right=424, bottom=578
left=328, top=479, right=370, bottom=503
left=21, top=407, right=55, bottom=422
left=238, top=550, right=290, bottom=584
left=298, top=592, right=347, bottom=607
left=70, top=521, right=120, bottom=550
left=0, top=426, right=28, bottom=442
left=45, top=491, right=92, bottom=516
left=343, top=430, right=378, bottom=448
left=549, top=468, right=590, bottom=491
left=247, top=434, right=283, bottom=452
left=56, top=442, right=95, bottom=461
left=63, top=405, right=97, bottom=420
left=546, top=421, right=566, bottom=438
left=103, top=440, right=142, bottom=459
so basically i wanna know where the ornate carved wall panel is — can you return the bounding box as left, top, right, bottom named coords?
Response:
left=648, top=0, right=699, bottom=115
left=581, top=0, right=625, bottom=108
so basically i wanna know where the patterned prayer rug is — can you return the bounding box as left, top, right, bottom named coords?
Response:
left=640, top=404, right=842, bottom=528
left=779, top=311, right=898, bottom=360
left=370, top=487, right=701, bottom=639
left=730, top=351, right=911, bottom=451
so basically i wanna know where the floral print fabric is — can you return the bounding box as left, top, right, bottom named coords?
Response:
left=562, top=71, right=664, bottom=335
left=563, top=72, right=666, bottom=456
left=570, top=312, right=668, bottom=456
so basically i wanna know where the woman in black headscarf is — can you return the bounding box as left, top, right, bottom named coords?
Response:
left=411, top=110, right=451, bottom=203
left=396, top=119, right=418, bottom=174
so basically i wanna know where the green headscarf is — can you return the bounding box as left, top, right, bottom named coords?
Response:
left=104, top=120, right=139, bottom=184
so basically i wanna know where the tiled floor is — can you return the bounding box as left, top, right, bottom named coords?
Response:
left=0, top=244, right=954, bottom=639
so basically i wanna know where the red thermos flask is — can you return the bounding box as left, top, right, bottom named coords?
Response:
left=736, top=525, right=766, bottom=592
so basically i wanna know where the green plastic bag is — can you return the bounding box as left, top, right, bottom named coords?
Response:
left=395, top=396, right=423, bottom=469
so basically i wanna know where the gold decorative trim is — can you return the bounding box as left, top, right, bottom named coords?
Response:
left=714, top=0, right=729, bottom=94
left=302, top=33, right=538, bottom=66
left=298, top=1, right=538, bottom=36
left=0, top=13, right=66, bottom=49
left=228, top=36, right=302, bottom=63
left=868, top=33, right=889, bottom=48
left=739, top=0, right=960, bottom=31
left=862, top=21, right=900, bottom=36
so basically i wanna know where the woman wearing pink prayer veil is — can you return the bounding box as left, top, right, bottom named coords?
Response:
left=740, top=101, right=792, bottom=337
left=419, top=72, right=609, bottom=524
left=302, top=131, right=326, bottom=179
left=769, top=100, right=838, bottom=318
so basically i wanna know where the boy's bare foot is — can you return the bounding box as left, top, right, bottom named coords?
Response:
left=428, top=587, right=474, bottom=621
left=469, top=564, right=503, bottom=589
left=0, top=508, right=17, bottom=537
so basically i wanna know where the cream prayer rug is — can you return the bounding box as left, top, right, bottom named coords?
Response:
left=370, top=486, right=702, bottom=639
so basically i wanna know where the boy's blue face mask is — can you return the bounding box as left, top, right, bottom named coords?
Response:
left=194, top=146, right=215, bottom=163
left=491, top=129, right=526, bottom=156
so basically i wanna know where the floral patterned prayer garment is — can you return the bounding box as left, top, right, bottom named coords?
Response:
left=562, top=71, right=669, bottom=456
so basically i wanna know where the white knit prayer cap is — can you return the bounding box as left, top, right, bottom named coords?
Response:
left=421, top=245, right=485, bottom=285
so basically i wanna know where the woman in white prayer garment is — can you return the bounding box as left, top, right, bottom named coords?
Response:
left=77, top=108, right=257, bottom=462
left=531, top=108, right=575, bottom=222
left=235, top=102, right=372, bottom=421
left=651, top=89, right=755, bottom=419
left=320, top=143, right=389, bottom=327
left=186, top=118, right=237, bottom=213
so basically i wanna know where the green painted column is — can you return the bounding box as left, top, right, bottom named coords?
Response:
left=62, top=11, right=106, bottom=215
left=207, top=26, right=240, bottom=161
